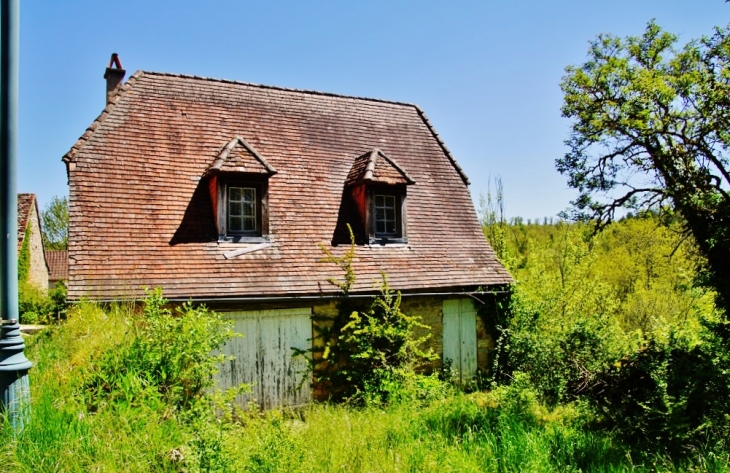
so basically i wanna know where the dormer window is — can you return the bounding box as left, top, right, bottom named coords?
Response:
left=344, top=149, right=415, bottom=245
left=373, top=194, right=399, bottom=237
left=204, top=136, right=277, bottom=243
left=227, top=185, right=258, bottom=234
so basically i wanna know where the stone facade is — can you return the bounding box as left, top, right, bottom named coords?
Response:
left=17, top=194, right=49, bottom=294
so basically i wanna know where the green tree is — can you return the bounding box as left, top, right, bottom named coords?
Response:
left=42, top=195, right=68, bottom=250
left=558, top=21, right=730, bottom=310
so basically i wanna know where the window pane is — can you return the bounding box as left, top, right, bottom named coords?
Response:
left=242, top=188, right=256, bottom=203
left=385, top=208, right=395, bottom=222
left=374, top=194, right=399, bottom=236
left=229, top=187, right=242, bottom=201
left=375, top=207, right=384, bottom=221
left=242, top=202, right=255, bottom=217
left=229, top=216, right=242, bottom=232
left=228, top=186, right=258, bottom=234
left=243, top=217, right=256, bottom=231
left=229, top=202, right=242, bottom=217
left=385, top=220, right=396, bottom=235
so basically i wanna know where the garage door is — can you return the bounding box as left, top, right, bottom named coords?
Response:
left=215, top=307, right=312, bottom=409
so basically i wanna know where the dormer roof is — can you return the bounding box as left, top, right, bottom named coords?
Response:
left=204, top=136, right=277, bottom=177
left=345, top=149, right=415, bottom=187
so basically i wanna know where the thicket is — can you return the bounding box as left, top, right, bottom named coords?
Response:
left=484, top=213, right=730, bottom=461
left=17, top=222, right=67, bottom=325
left=313, top=229, right=438, bottom=404
left=8, top=295, right=719, bottom=472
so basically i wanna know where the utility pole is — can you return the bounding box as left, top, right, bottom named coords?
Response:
left=0, top=0, right=31, bottom=431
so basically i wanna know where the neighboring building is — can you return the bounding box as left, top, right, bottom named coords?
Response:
left=46, top=250, right=68, bottom=289
left=17, top=193, right=49, bottom=293
left=63, top=56, right=513, bottom=408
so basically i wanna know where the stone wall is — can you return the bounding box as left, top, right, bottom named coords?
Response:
left=26, top=205, right=49, bottom=293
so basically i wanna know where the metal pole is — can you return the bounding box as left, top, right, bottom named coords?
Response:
left=0, top=0, right=31, bottom=432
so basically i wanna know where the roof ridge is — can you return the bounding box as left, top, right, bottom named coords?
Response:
left=62, top=70, right=144, bottom=164
left=141, top=70, right=418, bottom=108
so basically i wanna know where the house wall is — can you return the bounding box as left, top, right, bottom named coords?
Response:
left=210, top=294, right=497, bottom=404
left=25, top=205, right=49, bottom=293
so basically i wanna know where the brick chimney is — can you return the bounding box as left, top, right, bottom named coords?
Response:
left=103, top=53, right=125, bottom=105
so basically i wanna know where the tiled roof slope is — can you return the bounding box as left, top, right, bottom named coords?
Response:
left=64, top=71, right=512, bottom=300
left=47, top=250, right=68, bottom=281
left=17, top=193, right=35, bottom=250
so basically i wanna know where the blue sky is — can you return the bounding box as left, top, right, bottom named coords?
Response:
left=18, top=1, right=729, bottom=220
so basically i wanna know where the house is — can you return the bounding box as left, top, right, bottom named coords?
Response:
left=17, top=193, right=49, bottom=294
left=63, top=55, right=513, bottom=408
left=46, top=250, right=68, bottom=289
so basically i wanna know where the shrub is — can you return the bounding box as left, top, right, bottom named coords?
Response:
left=18, top=280, right=67, bottom=324
left=589, top=321, right=730, bottom=457
left=315, top=227, right=437, bottom=404
left=81, top=289, right=237, bottom=412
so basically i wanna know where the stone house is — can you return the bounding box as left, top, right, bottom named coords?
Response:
left=17, top=193, right=49, bottom=294
left=63, top=55, right=512, bottom=408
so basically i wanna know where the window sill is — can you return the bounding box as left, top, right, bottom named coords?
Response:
left=218, top=235, right=270, bottom=244
left=369, top=237, right=408, bottom=246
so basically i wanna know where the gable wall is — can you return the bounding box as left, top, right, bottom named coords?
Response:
left=25, top=204, right=49, bottom=293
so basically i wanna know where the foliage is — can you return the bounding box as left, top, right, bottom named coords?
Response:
left=588, top=324, right=730, bottom=457
left=487, top=214, right=730, bottom=459
left=41, top=195, right=68, bottom=250
left=479, top=176, right=508, bottom=262
left=18, top=280, right=67, bottom=325
left=81, top=288, right=237, bottom=412
left=315, top=226, right=436, bottom=404
left=559, top=21, right=730, bottom=310
left=4, top=291, right=730, bottom=471
left=17, top=222, right=30, bottom=283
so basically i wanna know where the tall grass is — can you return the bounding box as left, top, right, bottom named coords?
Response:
left=0, top=301, right=727, bottom=472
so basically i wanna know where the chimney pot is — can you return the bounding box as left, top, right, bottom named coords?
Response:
left=103, top=53, right=126, bottom=105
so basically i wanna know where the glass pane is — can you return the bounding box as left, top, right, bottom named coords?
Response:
left=242, top=188, right=256, bottom=203
left=375, top=207, right=384, bottom=221
left=243, top=217, right=256, bottom=231
left=229, top=187, right=242, bottom=201
left=229, top=202, right=242, bottom=217
left=229, top=216, right=242, bottom=232
left=386, top=220, right=396, bottom=234
left=385, top=208, right=395, bottom=222
left=242, top=202, right=255, bottom=217
left=374, top=195, right=384, bottom=207
left=376, top=221, right=385, bottom=234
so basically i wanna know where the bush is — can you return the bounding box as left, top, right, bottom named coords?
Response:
left=589, top=321, right=730, bottom=457
left=18, top=280, right=67, bottom=324
left=81, top=289, right=237, bottom=412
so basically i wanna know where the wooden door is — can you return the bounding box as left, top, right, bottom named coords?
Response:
left=442, top=299, right=477, bottom=385
left=215, top=307, right=312, bottom=408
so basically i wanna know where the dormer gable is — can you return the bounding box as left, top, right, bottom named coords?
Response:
left=345, top=149, right=415, bottom=187
left=344, top=149, right=415, bottom=245
left=205, top=137, right=275, bottom=242
left=204, top=136, right=277, bottom=177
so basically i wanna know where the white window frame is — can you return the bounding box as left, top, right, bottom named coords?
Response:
left=227, top=185, right=257, bottom=234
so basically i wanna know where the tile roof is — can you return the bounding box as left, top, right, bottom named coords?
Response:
left=64, top=71, right=512, bottom=301
left=47, top=250, right=68, bottom=281
left=17, top=193, right=35, bottom=250
left=345, top=149, right=415, bottom=187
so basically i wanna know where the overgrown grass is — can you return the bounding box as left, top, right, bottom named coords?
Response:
left=1, top=300, right=727, bottom=472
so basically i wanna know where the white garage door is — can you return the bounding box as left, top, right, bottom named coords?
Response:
left=215, top=307, right=312, bottom=409
left=443, top=298, right=477, bottom=385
